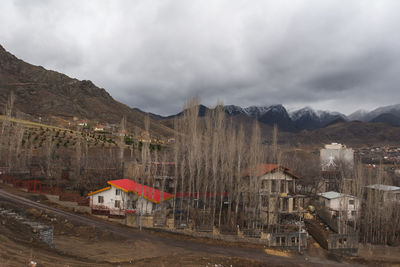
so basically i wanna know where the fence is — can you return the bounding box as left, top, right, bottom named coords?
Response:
left=0, top=174, right=89, bottom=206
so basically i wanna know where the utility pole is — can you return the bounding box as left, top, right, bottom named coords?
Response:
left=298, top=217, right=302, bottom=253
left=139, top=202, right=142, bottom=231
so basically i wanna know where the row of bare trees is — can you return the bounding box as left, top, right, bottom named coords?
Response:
left=0, top=92, right=123, bottom=194
left=166, top=98, right=274, bottom=229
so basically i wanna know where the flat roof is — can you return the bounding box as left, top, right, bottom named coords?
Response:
left=318, top=191, right=355, bottom=200
left=365, top=184, right=400, bottom=192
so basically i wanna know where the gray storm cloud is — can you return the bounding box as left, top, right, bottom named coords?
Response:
left=1, top=0, right=400, bottom=115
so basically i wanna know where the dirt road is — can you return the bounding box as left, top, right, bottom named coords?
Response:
left=0, top=188, right=350, bottom=266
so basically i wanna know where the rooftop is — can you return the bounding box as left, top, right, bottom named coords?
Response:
left=365, top=184, right=400, bottom=192
left=88, top=179, right=174, bottom=203
left=318, top=191, right=355, bottom=200
left=241, top=164, right=299, bottom=179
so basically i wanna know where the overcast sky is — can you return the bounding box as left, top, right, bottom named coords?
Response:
left=1, top=0, right=400, bottom=115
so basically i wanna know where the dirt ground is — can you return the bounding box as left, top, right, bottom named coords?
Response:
left=0, top=199, right=272, bottom=267
left=0, top=183, right=399, bottom=267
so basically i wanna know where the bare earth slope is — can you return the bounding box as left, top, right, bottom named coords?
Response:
left=0, top=44, right=174, bottom=137
left=0, top=187, right=345, bottom=267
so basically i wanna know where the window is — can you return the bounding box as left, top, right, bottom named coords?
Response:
left=116, top=189, right=121, bottom=196
left=351, top=210, right=357, bottom=216
left=261, top=196, right=269, bottom=208
left=349, top=199, right=355, bottom=205
left=282, top=198, right=289, bottom=211
left=288, top=181, right=294, bottom=193
left=98, top=196, right=104, bottom=203
left=271, top=180, right=277, bottom=192
left=280, top=181, right=285, bottom=193
left=291, top=236, right=296, bottom=245
left=262, top=180, right=269, bottom=190
left=115, top=200, right=120, bottom=208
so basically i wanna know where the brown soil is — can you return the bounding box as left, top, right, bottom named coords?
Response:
left=0, top=184, right=364, bottom=266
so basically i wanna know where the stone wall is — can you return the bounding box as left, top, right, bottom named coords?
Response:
left=0, top=208, right=54, bottom=247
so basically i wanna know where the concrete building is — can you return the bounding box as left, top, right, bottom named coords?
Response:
left=88, top=179, right=173, bottom=217
left=318, top=191, right=360, bottom=221
left=320, top=143, right=354, bottom=171
left=241, top=164, right=307, bottom=225
left=365, top=184, right=400, bottom=202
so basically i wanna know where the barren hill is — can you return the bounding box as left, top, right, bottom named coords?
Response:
left=0, top=44, right=174, bottom=137
left=283, top=121, right=400, bottom=147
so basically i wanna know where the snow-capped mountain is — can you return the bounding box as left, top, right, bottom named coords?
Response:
left=165, top=103, right=400, bottom=133
left=224, top=105, right=349, bottom=131
left=289, top=107, right=319, bottom=121
left=224, top=104, right=295, bottom=131
left=365, top=104, right=400, bottom=122
left=346, top=104, right=400, bottom=127
left=348, top=109, right=369, bottom=121
left=289, top=107, right=347, bottom=130
left=225, top=104, right=288, bottom=117
left=224, top=105, right=246, bottom=116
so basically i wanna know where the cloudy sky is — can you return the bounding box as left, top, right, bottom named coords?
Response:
left=1, top=0, right=400, bottom=115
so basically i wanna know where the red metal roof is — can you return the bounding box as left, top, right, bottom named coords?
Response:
left=107, top=179, right=174, bottom=203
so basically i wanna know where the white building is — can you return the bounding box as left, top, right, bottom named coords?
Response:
left=94, top=124, right=105, bottom=132
left=88, top=179, right=174, bottom=217
left=320, top=143, right=354, bottom=171
left=78, top=120, right=88, bottom=127
left=318, top=191, right=360, bottom=220
left=365, top=184, right=400, bottom=202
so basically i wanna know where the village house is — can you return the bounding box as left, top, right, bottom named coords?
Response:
left=139, top=131, right=151, bottom=143
left=241, top=164, right=306, bottom=225
left=317, top=191, right=360, bottom=221
left=239, top=164, right=308, bottom=250
left=88, top=179, right=174, bottom=217
left=167, top=138, right=176, bottom=144
left=114, top=129, right=129, bottom=137
left=78, top=119, right=88, bottom=127
left=365, top=184, right=400, bottom=202
left=94, top=124, right=105, bottom=132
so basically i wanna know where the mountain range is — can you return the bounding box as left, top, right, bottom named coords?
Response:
left=1, top=43, right=400, bottom=145
left=161, top=103, right=400, bottom=132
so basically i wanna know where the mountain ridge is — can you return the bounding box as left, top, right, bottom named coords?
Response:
left=2, top=43, right=400, bottom=143
left=0, top=44, right=175, bottom=137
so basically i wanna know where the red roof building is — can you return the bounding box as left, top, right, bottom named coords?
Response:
left=107, top=179, right=174, bottom=203
left=88, top=179, right=173, bottom=216
left=241, top=164, right=299, bottom=179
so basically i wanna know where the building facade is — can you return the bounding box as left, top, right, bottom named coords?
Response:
left=318, top=191, right=360, bottom=221
left=89, top=179, right=173, bottom=217
left=320, top=143, right=354, bottom=171
left=241, top=164, right=306, bottom=225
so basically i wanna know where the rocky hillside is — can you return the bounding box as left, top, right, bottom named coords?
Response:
left=0, top=44, right=174, bottom=137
